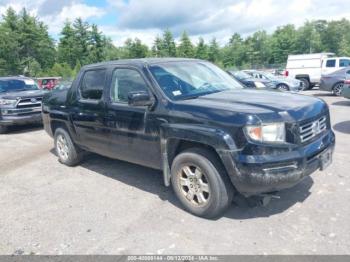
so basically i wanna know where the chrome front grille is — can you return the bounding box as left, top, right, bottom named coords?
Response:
left=16, top=97, right=43, bottom=109
left=299, top=116, right=327, bottom=143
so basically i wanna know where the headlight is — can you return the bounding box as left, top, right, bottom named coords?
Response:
left=0, top=99, right=17, bottom=106
left=254, top=82, right=266, bottom=88
left=245, top=123, right=286, bottom=143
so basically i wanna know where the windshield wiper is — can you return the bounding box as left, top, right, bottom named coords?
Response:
left=180, top=95, right=199, bottom=100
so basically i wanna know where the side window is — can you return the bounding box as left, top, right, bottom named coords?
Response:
left=326, top=59, right=336, bottom=68
left=80, top=69, right=107, bottom=100
left=346, top=70, right=350, bottom=75
left=111, top=68, right=148, bottom=103
left=339, top=59, right=350, bottom=67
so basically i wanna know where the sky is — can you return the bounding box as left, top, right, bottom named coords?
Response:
left=0, top=0, right=350, bottom=46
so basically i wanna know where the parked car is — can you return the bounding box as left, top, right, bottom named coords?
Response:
left=36, top=77, right=61, bottom=90
left=320, top=67, right=350, bottom=96
left=227, top=71, right=277, bottom=90
left=342, top=79, right=350, bottom=99
left=0, top=77, right=47, bottom=133
left=42, top=58, right=335, bottom=218
left=244, top=70, right=303, bottom=92
left=285, top=53, right=350, bottom=89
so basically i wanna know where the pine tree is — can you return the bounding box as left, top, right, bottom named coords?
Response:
left=73, top=18, right=90, bottom=65
left=208, top=38, right=220, bottom=63
left=161, top=29, right=177, bottom=57
left=195, top=37, right=209, bottom=60
left=178, top=31, right=194, bottom=58
left=58, top=21, right=77, bottom=68
left=88, top=24, right=105, bottom=63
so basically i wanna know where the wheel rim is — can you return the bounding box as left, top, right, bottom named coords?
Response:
left=278, top=84, right=289, bottom=91
left=56, top=134, right=69, bottom=161
left=178, top=165, right=211, bottom=207
left=334, top=83, right=343, bottom=96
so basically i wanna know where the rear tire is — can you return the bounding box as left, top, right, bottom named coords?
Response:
left=54, top=127, right=82, bottom=166
left=299, top=78, right=310, bottom=91
left=171, top=148, right=234, bottom=218
left=332, top=82, right=343, bottom=96
left=0, top=125, right=7, bottom=134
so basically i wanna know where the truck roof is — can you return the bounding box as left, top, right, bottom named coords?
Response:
left=287, top=53, right=335, bottom=60
left=82, top=58, right=202, bottom=70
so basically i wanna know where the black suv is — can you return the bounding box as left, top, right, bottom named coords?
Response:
left=42, top=58, right=335, bottom=218
left=0, top=77, right=47, bottom=133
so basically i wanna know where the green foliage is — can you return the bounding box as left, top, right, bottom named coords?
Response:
left=1, top=7, right=350, bottom=77
left=0, top=7, right=55, bottom=76
left=178, top=31, right=195, bottom=58
left=123, top=38, right=149, bottom=58
left=161, top=29, right=177, bottom=57
left=208, top=38, right=220, bottom=63
left=195, top=37, right=209, bottom=60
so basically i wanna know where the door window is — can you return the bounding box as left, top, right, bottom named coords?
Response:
left=326, top=59, right=336, bottom=68
left=80, top=69, right=107, bottom=100
left=111, top=68, right=149, bottom=103
left=339, top=59, right=350, bottom=67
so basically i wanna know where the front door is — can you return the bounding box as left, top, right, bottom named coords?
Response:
left=104, top=67, right=161, bottom=169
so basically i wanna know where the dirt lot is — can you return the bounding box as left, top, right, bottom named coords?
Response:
left=0, top=90, right=349, bottom=255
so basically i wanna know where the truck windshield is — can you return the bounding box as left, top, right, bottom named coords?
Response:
left=0, top=79, right=39, bottom=93
left=149, top=61, right=243, bottom=100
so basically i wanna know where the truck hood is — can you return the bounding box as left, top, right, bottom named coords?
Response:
left=0, top=89, right=48, bottom=100
left=175, top=89, right=327, bottom=124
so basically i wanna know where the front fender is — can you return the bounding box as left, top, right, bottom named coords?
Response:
left=160, top=123, right=238, bottom=186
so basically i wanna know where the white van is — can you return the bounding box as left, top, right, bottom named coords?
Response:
left=285, top=53, right=350, bottom=89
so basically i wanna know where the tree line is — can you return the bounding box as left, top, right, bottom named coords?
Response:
left=1, top=7, right=350, bottom=79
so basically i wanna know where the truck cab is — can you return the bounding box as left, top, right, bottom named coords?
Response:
left=322, top=57, right=350, bottom=75
left=42, top=58, right=335, bottom=218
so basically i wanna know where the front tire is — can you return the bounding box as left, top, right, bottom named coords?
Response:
left=171, top=148, right=234, bottom=218
left=0, top=125, right=7, bottom=134
left=54, top=128, right=82, bottom=166
left=333, top=82, right=343, bottom=96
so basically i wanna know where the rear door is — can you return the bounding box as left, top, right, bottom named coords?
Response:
left=104, top=67, right=161, bottom=169
left=71, top=68, right=110, bottom=154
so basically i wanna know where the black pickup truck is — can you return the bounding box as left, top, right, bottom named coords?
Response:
left=0, top=77, right=47, bottom=133
left=42, top=58, right=335, bottom=218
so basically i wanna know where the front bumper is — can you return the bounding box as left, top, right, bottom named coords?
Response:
left=0, top=107, right=42, bottom=126
left=221, top=130, right=335, bottom=196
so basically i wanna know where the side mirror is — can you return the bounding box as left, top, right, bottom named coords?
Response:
left=128, top=91, right=154, bottom=107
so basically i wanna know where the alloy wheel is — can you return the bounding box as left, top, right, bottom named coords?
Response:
left=333, top=83, right=343, bottom=96
left=56, top=134, right=69, bottom=161
left=178, top=165, right=211, bottom=207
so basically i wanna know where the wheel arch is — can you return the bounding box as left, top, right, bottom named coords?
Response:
left=295, top=74, right=310, bottom=82
left=160, top=124, right=238, bottom=187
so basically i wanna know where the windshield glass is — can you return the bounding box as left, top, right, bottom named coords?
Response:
left=232, top=71, right=251, bottom=80
left=149, top=61, right=243, bottom=100
left=0, top=79, right=39, bottom=93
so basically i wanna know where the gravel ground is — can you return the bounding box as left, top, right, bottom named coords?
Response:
left=0, top=90, right=349, bottom=255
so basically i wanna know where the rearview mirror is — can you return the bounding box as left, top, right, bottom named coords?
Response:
left=128, top=91, right=154, bottom=107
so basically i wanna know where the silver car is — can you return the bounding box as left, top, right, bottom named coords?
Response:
left=320, top=67, right=350, bottom=96
left=243, top=70, right=303, bottom=92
